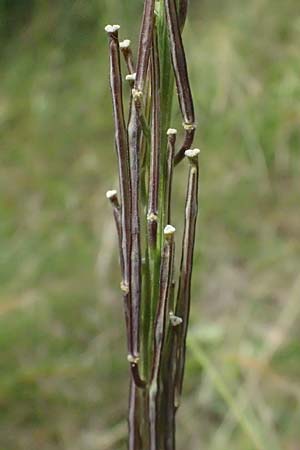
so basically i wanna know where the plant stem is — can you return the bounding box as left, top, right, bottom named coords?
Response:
left=149, top=226, right=176, bottom=450
left=105, top=25, right=132, bottom=357
left=174, top=149, right=200, bottom=407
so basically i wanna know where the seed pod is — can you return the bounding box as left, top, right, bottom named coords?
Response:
left=147, top=33, right=161, bottom=249
left=149, top=225, right=176, bottom=450
left=105, top=25, right=133, bottom=356
left=175, top=148, right=200, bottom=406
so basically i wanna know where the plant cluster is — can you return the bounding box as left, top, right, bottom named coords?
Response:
left=105, top=1, right=199, bottom=448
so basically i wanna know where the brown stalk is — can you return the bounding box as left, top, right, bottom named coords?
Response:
left=127, top=93, right=143, bottom=383
left=105, top=37, right=145, bottom=450
left=149, top=226, right=176, bottom=450
left=164, top=332, right=177, bottom=450
left=126, top=0, right=156, bottom=388
left=129, top=379, right=143, bottom=450
left=164, top=0, right=196, bottom=165
left=105, top=26, right=133, bottom=356
left=162, top=283, right=181, bottom=450
left=174, top=148, right=200, bottom=406
left=135, top=0, right=156, bottom=93
left=166, top=129, right=177, bottom=224
left=147, top=32, right=160, bottom=249
left=106, top=190, right=131, bottom=347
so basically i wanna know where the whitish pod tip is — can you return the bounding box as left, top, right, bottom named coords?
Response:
left=169, top=312, right=183, bottom=327
left=106, top=189, right=118, bottom=199
left=164, top=224, right=176, bottom=236
left=183, top=122, right=197, bottom=131
left=104, top=24, right=120, bottom=33
left=125, top=73, right=136, bottom=81
left=185, top=148, right=201, bottom=159
left=120, top=39, right=131, bottom=48
left=167, top=128, right=178, bottom=135
left=127, top=354, right=140, bottom=364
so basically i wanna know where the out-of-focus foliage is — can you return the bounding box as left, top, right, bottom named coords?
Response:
left=1, top=1, right=299, bottom=449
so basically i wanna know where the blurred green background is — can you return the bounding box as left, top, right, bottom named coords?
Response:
left=1, top=0, right=300, bottom=449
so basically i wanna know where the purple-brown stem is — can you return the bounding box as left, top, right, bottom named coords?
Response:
left=166, top=129, right=177, bottom=224
left=135, top=0, right=156, bottom=93
left=127, top=0, right=157, bottom=387
left=105, top=26, right=133, bottom=356
left=129, top=379, right=143, bottom=450
left=164, top=0, right=196, bottom=166
left=128, top=96, right=146, bottom=387
left=106, top=190, right=131, bottom=349
left=174, top=149, right=200, bottom=406
left=147, top=32, right=160, bottom=249
left=164, top=0, right=195, bottom=126
left=149, top=225, right=176, bottom=450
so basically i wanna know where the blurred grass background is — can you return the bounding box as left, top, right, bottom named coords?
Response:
left=1, top=0, right=300, bottom=449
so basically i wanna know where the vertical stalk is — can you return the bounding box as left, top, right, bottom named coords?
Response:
left=157, top=0, right=175, bottom=239
left=128, top=93, right=142, bottom=370
left=127, top=0, right=155, bottom=381
left=135, top=0, right=156, bottom=93
left=147, top=32, right=160, bottom=250
left=165, top=128, right=177, bottom=224
left=106, top=190, right=130, bottom=342
left=164, top=0, right=196, bottom=165
left=105, top=25, right=132, bottom=356
left=174, top=148, right=200, bottom=406
left=129, top=379, right=143, bottom=450
left=149, top=225, right=176, bottom=450
left=146, top=28, right=162, bottom=384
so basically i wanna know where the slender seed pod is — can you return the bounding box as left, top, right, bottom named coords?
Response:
left=127, top=91, right=147, bottom=392
left=175, top=148, right=200, bottom=406
left=127, top=0, right=155, bottom=381
left=162, top=148, right=200, bottom=446
left=129, top=380, right=143, bottom=450
left=164, top=335, right=177, bottom=450
left=105, top=25, right=133, bottom=355
left=162, top=285, right=180, bottom=450
left=164, top=0, right=195, bottom=127
left=147, top=33, right=161, bottom=249
left=105, top=25, right=145, bottom=448
left=149, top=225, right=176, bottom=450
left=135, top=0, right=156, bottom=93
left=164, top=0, right=196, bottom=165
left=106, top=189, right=131, bottom=346
left=166, top=128, right=177, bottom=224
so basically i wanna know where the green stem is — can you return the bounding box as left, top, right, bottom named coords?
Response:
left=157, top=0, right=175, bottom=239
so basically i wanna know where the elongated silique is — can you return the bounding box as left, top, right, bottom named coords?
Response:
left=105, top=1, right=200, bottom=448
